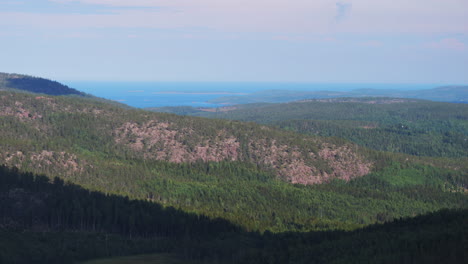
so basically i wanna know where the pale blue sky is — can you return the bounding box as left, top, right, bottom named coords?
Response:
left=0, top=0, right=467, bottom=83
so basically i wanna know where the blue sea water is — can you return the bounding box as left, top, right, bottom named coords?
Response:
left=63, top=81, right=442, bottom=108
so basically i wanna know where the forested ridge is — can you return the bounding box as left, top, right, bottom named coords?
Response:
left=0, top=73, right=86, bottom=96
left=184, top=98, right=468, bottom=157
left=1, top=91, right=466, bottom=233
left=0, top=80, right=467, bottom=263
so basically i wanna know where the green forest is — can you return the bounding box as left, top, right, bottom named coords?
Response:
left=1, top=166, right=466, bottom=264
left=1, top=91, right=466, bottom=233
left=185, top=98, right=468, bottom=157
left=0, top=73, right=86, bottom=96
left=0, top=78, right=467, bottom=264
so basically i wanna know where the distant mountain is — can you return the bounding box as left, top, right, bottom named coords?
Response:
left=206, top=86, right=468, bottom=105
left=407, top=86, right=468, bottom=103
left=348, top=86, right=468, bottom=103
left=0, top=72, right=86, bottom=96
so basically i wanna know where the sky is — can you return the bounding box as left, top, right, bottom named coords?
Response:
left=0, top=0, right=467, bottom=83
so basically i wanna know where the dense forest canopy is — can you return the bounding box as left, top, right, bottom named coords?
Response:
left=1, top=90, right=467, bottom=232
left=0, top=72, right=86, bottom=96
left=160, top=98, right=468, bottom=158
left=0, top=76, right=467, bottom=263
left=1, top=166, right=467, bottom=264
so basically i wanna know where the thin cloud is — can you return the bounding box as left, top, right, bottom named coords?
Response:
left=335, top=1, right=352, bottom=21
left=0, top=0, right=465, bottom=35
left=427, top=38, right=466, bottom=51
left=48, top=0, right=164, bottom=7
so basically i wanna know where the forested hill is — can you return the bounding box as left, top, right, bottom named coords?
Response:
left=0, top=72, right=86, bottom=96
left=1, top=78, right=468, bottom=263
left=0, top=91, right=376, bottom=186
left=1, top=89, right=467, bottom=233
left=1, top=166, right=466, bottom=264
left=174, top=98, right=468, bottom=158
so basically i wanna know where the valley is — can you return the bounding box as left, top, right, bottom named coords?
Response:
left=0, top=74, right=467, bottom=263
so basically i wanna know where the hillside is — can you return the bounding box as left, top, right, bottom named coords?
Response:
left=175, top=98, right=468, bottom=158
left=0, top=91, right=373, bottom=185
left=1, top=166, right=466, bottom=264
left=1, top=90, right=467, bottom=233
left=0, top=72, right=86, bottom=96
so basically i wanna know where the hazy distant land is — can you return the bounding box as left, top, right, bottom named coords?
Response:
left=64, top=81, right=467, bottom=108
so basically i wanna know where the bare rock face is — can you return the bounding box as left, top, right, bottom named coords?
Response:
left=318, top=144, right=372, bottom=181
left=249, top=139, right=371, bottom=185
left=114, top=121, right=373, bottom=185
left=1, top=150, right=89, bottom=175
left=115, top=121, right=240, bottom=163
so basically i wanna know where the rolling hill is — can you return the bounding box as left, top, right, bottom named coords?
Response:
left=155, top=98, right=468, bottom=158
left=0, top=81, right=467, bottom=231
left=1, top=75, right=467, bottom=263
left=0, top=72, right=86, bottom=96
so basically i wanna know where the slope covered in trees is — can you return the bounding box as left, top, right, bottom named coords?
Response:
left=1, top=166, right=466, bottom=263
left=0, top=91, right=467, bottom=233
left=185, top=98, right=468, bottom=158
left=0, top=72, right=86, bottom=96
left=0, top=91, right=374, bottom=186
left=0, top=75, right=467, bottom=263
left=0, top=165, right=238, bottom=263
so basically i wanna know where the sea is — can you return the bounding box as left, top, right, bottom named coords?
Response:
left=63, top=81, right=442, bottom=109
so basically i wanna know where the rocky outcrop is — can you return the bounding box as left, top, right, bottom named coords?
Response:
left=0, top=91, right=374, bottom=186
left=115, top=121, right=240, bottom=163
left=1, top=150, right=89, bottom=175
left=114, top=121, right=373, bottom=185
